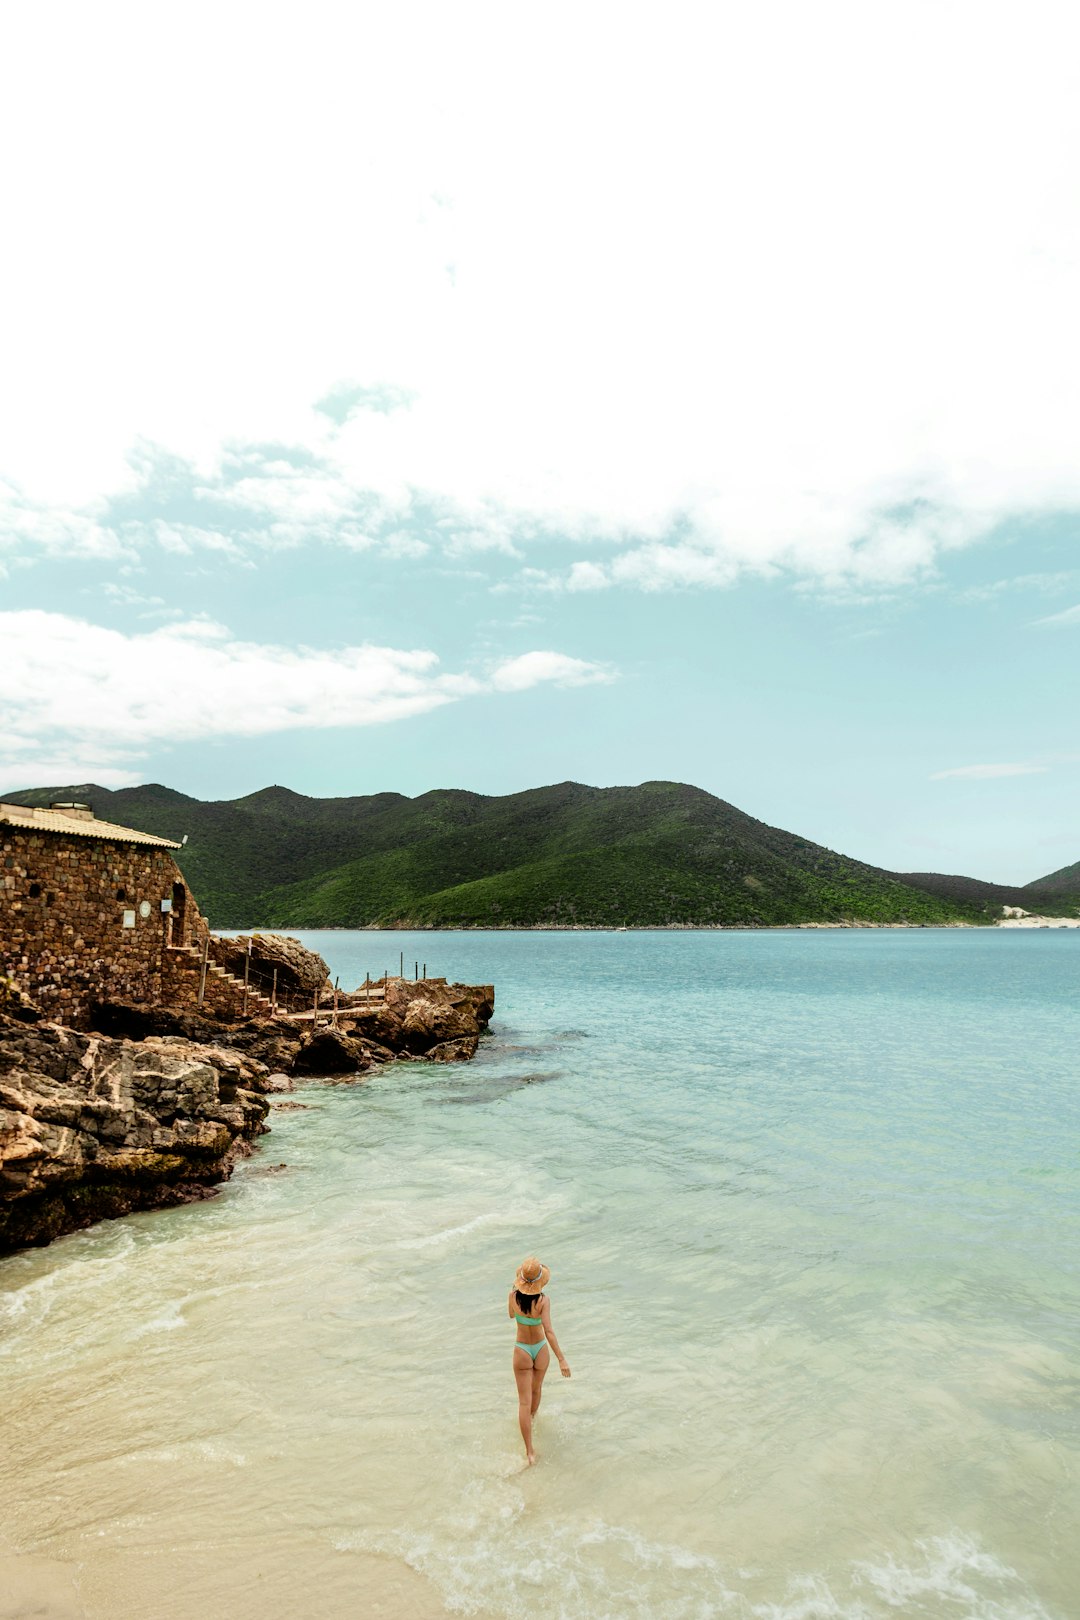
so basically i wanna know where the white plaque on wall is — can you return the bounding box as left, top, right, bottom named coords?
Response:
left=122, top=910, right=136, bottom=929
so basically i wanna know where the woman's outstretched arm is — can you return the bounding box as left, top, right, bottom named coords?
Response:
left=541, top=1296, right=571, bottom=1376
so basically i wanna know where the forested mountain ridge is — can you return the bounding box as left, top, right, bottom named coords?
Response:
left=1027, top=857, right=1080, bottom=896
left=4, top=779, right=1072, bottom=927
left=884, top=869, right=1076, bottom=912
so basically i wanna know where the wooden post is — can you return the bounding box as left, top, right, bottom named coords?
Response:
left=399, top=951, right=404, bottom=978
left=313, top=989, right=319, bottom=1029
left=365, top=972, right=370, bottom=1002
left=271, top=967, right=278, bottom=1016
left=423, top=962, right=426, bottom=980
left=333, top=978, right=339, bottom=1028
left=197, top=937, right=209, bottom=1007
left=242, top=949, right=250, bottom=1017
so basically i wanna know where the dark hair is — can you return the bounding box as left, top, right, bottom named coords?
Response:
left=515, top=1290, right=541, bottom=1314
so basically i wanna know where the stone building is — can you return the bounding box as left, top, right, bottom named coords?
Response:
left=0, top=802, right=269, bottom=1026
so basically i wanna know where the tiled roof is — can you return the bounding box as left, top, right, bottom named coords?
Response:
left=0, top=803, right=182, bottom=850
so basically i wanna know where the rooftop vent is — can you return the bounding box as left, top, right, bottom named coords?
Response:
left=48, top=802, right=95, bottom=821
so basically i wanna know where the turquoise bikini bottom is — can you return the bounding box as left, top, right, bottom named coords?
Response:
left=516, top=1339, right=547, bottom=1361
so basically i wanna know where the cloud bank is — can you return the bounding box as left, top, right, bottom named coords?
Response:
left=1, top=3, right=1079, bottom=594
left=0, top=612, right=612, bottom=787
left=930, top=764, right=1049, bottom=781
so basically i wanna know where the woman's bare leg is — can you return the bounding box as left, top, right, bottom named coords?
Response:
left=531, top=1346, right=550, bottom=1417
left=513, top=1354, right=537, bottom=1462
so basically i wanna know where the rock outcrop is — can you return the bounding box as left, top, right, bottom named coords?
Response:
left=0, top=1013, right=270, bottom=1256
left=0, top=975, right=495, bottom=1255
left=343, top=977, right=496, bottom=1061
left=94, top=976, right=495, bottom=1076
left=207, top=933, right=332, bottom=1001
left=292, top=1029, right=372, bottom=1076
left=91, top=998, right=306, bottom=1075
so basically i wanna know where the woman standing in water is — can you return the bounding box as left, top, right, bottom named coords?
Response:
left=509, top=1256, right=570, bottom=1465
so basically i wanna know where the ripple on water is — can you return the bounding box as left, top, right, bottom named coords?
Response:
left=339, top=1520, right=1053, bottom=1620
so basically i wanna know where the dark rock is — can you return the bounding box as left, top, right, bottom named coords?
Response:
left=426, top=1035, right=480, bottom=1062
left=226, top=1027, right=305, bottom=1071
left=292, top=1029, right=371, bottom=1077
left=91, top=1000, right=229, bottom=1044
left=91, top=1001, right=304, bottom=1074
left=0, top=977, right=42, bottom=1024
left=341, top=1034, right=398, bottom=1065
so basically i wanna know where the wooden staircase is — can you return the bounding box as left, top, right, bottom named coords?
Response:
left=165, top=944, right=277, bottom=1017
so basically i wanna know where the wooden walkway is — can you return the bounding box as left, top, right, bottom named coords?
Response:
left=279, top=989, right=386, bottom=1024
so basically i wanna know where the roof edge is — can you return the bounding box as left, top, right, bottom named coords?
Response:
left=0, top=803, right=183, bottom=851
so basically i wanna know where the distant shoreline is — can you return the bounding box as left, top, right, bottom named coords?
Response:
left=215, top=920, right=1080, bottom=933
left=219, top=921, right=986, bottom=933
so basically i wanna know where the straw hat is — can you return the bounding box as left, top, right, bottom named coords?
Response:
left=514, top=1256, right=550, bottom=1292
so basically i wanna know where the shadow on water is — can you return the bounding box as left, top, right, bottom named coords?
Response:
left=425, top=1071, right=564, bottom=1106
left=479, top=1040, right=555, bottom=1059
left=478, top=1028, right=590, bottom=1060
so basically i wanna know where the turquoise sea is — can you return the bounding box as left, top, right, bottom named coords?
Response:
left=1, top=929, right=1078, bottom=1619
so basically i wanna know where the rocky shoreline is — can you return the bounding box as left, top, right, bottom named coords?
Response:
left=0, top=938, right=494, bottom=1258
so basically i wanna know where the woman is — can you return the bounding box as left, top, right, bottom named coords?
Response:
left=508, top=1255, right=570, bottom=1465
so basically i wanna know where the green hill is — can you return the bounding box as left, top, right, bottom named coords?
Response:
left=1, top=778, right=1007, bottom=928
left=885, top=869, right=1076, bottom=915
left=1026, top=859, right=1080, bottom=900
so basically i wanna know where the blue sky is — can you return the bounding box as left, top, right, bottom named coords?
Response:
left=1, top=2, right=1077, bottom=884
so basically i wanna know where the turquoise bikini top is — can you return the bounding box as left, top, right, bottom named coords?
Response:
left=514, top=1312, right=543, bottom=1326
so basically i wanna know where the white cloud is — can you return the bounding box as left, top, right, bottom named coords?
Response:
left=0, top=480, right=124, bottom=561
left=930, top=763, right=1049, bottom=781
left=565, top=562, right=609, bottom=593
left=1, top=4, right=1080, bottom=592
left=960, top=571, right=1079, bottom=603
left=145, top=521, right=247, bottom=558
left=0, top=611, right=611, bottom=786
left=1033, top=603, right=1080, bottom=628
left=489, top=651, right=614, bottom=693
left=101, top=582, right=184, bottom=620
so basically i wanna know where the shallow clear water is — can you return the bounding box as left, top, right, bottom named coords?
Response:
left=2, top=929, right=1078, bottom=1619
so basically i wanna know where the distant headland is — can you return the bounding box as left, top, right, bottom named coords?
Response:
left=4, top=779, right=1076, bottom=929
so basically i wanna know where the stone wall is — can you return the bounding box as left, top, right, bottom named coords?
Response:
left=0, top=829, right=210, bottom=1027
